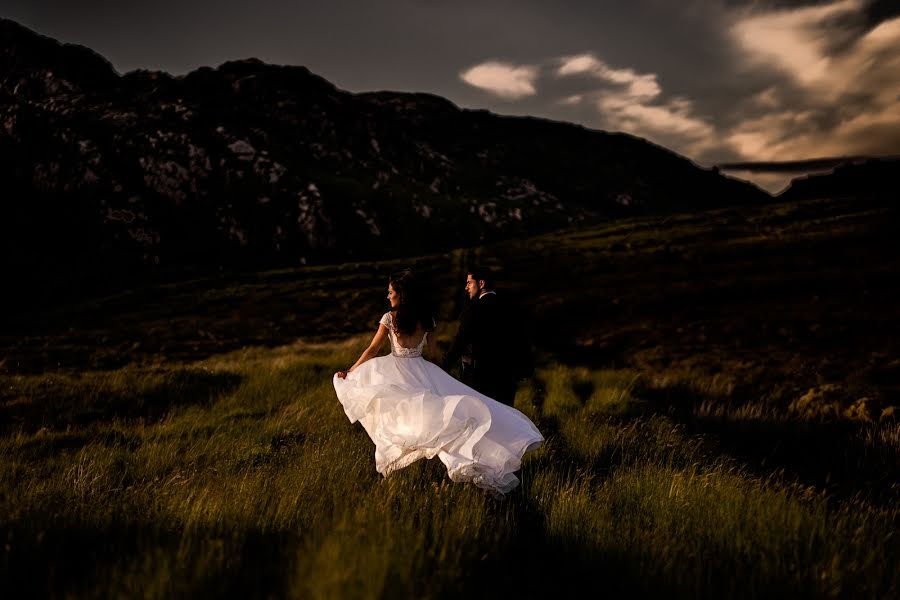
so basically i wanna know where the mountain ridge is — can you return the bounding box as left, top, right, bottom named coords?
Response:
left=778, top=157, right=899, bottom=201
left=716, top=156, right=898, bottom=173
left=1, top=17, right=771, bottom=294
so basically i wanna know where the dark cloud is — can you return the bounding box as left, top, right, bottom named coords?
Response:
left=867, top=0, right=900, bottom=22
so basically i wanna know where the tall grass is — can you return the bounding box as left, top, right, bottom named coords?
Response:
left=3, top=195, right=898, bottom=597
left=2, top=345, right=897, bottom=598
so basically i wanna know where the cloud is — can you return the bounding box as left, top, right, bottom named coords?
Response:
left=556, top=52, right=715, bottom=156
left=558, top=53, right=661, bottom=100
left=601, top=97, right=714, bottom=140
left=727, top=110, right=820, bottom=158
left=843, top=17, right=900, bottom=104
left=459, top=52, right=716, bottom=160
left=459, top=60, right=539, bottom=100
left=751, top=87, right=780, bottom=110
left=725, top=1, right=900, bottom=162
left=558, top=94, right=583, bottom=105
left=730, top=0, right=864, bottom=86
left=728, top=102, right=900, bottom=161
left=557, top=54, right=601, bottom=77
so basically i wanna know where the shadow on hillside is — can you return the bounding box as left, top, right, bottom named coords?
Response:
left=0, top=517, right=298, bottom=599
left=635, top=384, right=900, bottom=505
left=0, top=328, right=348, bottom=375
left=0, top=368, right=242, bottom=434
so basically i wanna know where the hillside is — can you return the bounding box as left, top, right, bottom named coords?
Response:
left=6, top=194, right=897, bottom=421
left=1, top=18, right=769, bottom=297
left=2, top=194, right=898, bottom=598
left=778, top=157, right=899, bottom=202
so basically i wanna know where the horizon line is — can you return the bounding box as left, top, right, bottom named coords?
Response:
left=716, top=155, right=899, bottom=173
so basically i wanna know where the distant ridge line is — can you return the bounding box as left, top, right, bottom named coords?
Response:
left=716, top=155, right=900, bottom=173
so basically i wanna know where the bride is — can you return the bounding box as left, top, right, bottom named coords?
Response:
left=333, top=269, right=543, bottom=495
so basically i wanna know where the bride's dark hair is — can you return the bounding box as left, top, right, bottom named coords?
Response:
left=389, top=269, right=435, bottom=337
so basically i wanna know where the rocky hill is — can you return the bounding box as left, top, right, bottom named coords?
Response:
left=0, top=18, right=770, bottom=288
left=778, top=157, right=899, bottom=202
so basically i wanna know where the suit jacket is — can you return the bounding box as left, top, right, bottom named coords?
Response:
left=444, top=293, right=518, bottom=383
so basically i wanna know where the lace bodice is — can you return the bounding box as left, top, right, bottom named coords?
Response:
left=380, top=312, right=427, bottom=358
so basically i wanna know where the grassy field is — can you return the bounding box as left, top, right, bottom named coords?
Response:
left=2, top=196, right=899, bottom=598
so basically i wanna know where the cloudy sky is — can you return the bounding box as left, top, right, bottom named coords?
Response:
left=6, top=0, right=900, bottom=192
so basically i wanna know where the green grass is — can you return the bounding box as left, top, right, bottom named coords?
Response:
left=2, top=196, right=899, bottom=597
left=2, top=350, right=898, bottom=598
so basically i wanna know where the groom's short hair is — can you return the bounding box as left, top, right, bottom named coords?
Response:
left=467, top=266, right=495, bottom=289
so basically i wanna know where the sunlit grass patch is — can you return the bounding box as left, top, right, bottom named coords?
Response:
left=583, top=369, right=644, bottom=417
left=859, top=421, right=900, bottom=469
left=641, top=358, right=739, bottom=403
left=0, top=365, right=243, bottom=432
left=537, top=365, right=645, bottom=419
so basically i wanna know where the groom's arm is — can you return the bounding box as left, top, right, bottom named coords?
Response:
left=442, top=305, right=475, bottom=371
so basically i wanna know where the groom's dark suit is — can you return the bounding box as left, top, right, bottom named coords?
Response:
left=443, top=292, right=521, bottom=407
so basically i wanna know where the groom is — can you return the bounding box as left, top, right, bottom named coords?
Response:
left=443, top=267, right=529, bottom=407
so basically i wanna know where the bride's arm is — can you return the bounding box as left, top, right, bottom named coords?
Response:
left=336, top=325, right=389, bottom=378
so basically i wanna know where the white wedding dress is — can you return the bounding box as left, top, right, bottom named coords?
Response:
left=333, top=312, right=544, bottom=494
